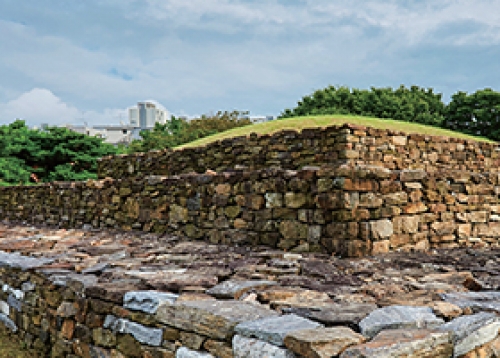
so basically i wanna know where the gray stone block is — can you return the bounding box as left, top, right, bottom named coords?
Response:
left=235, top=314, right=322, bottom=346
left=233, top=335, right=296, bottom=358
left=156, top=300, right=278, bottom=340
left=441, top=292, right=500, bottom=313
left=124, top=290, right=178, bottom=314
left=103, top=315, right=163, bottom=346
left=176, top=347, right=215, bottom=358
left=439, top=312, right=500, bottom=357
left=359, top=305, right=444, bottom=338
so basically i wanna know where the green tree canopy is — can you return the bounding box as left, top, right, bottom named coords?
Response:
left=443, top=89, right=500, bottom=141
left=0, top=120, right=118, bottom=185
left=280, top=85, right=446, bottom=126
left=127, top=110, right=252, bottom=152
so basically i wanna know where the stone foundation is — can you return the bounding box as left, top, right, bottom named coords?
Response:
left=1, top=165, right=499, bottom=257
left=1, top=224, right=500, bottom=357
left=97, top=124, right=500, bottom=179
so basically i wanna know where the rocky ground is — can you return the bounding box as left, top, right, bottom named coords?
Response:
left=2, top=222, right=500, bottom=357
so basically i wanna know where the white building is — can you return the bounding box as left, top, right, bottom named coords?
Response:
left=129, top=101, right=169, bottom=129
left=64, top=125, right=135, bottom=145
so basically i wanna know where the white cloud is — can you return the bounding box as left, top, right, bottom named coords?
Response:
left=118, top=0, right=500, bottom=45
left=0, top=88, right=80, bottom=125
left=0, top=88, right=134, bottom=127
left=1, top=1, right=499, bottom=124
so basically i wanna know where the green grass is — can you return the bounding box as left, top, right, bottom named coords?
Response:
left=176, top=115, right=495, bottom=149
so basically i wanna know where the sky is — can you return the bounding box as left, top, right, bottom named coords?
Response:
left=0, top=0, right=499, bottom=127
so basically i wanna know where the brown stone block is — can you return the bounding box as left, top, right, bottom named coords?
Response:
left=403, top=202, right=428, bottom=214
left=203, top=339, right=233, bottom=358
left=372, top=240, right=390, bottom=255
left=61, top=319, right=75, bottom=340
left=390, top=234, right=411, bottom=248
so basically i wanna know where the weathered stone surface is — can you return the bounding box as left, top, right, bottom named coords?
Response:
left=283, top=303, right=377, bottom=327
left=429, top=301, right=463, bottom=320
left=441, top=292, right=500, bottom=313
left=104, top=315, right=163, bottom=346
left=0, top=312, right=17, bottom=332
left=340, top=329, right=453, bottom=358
left=235, top=314, right=322, bottom=346
left=439, top=312, right=500, bottom=357
left=156, top=300, right=278, bottom=340
left=206, top=280, right=277, bottom=299
left=232, top=335, right=296, bottom=358
left=284, top=327, right=365, bottom=358
left=123, top=291, right=178, bottom=314
left=176, top=347, right=215, bottom=358
left=203, top=340, right=233, bottom=358
left=359, top=305, right=444, bottom=338
left=400, top=170, right=427, bottom=182
left=370, top=219, right=393, bottom=240
left=0, top=251, right=53, bottom=270
left=57, top=301, right=79, bottom=317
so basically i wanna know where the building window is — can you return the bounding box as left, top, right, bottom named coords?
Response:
left=123, top=129, right=128, bottom=134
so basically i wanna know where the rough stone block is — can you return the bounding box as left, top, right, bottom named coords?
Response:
left=340, top=329, right=453, bottom=358
left=104, top=315, right=163, bottom=346
left=235, top=314, right=322, bottom=346
left=232, top=335, right=296, bottom=358
left=359, top=305, right=444, bottom=338
left=284, top=327, right=365, bottom=358
left=156, top=300, right=278, bottom=340
left=124, top=291, right=178, bottom=314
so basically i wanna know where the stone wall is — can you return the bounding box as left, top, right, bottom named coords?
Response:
left=1, top=166, right=499, bottom=257
left=97, top=124, right=500, bottom=179
left=2, top=226, right=500, bottom=358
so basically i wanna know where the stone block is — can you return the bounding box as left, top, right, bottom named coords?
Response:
left=104, top=315, right=163, bottom=346
left=156, top=300, right=278, bottom=340
left=370, top=219, right=393, bottom=240
left=206, top=280, right=277, bottom=299
left=439, top=312, right=500, bottom=357
left=340, top=329, right=453, bottom=358
left=123, top=291, right=178, bottom=314
left=359, top=305, right=444, bottom=338
left=232, top=335, right=296, bottom=358
left=235, top=314, right=322, bottom=346
left=284, top=327, right=365, bottom=358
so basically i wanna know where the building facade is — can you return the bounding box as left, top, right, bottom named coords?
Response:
left=129, top=101, right=169, bottom=129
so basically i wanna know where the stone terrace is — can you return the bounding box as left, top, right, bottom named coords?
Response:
left=2, top=223, right=500, bottom=357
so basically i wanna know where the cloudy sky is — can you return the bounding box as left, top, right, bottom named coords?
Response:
left=0, top=0, right=499, bottom=126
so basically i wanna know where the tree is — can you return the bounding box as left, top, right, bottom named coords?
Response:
left=280, top=85, right=446, bottom=126
left=443, top=89, right=500, bottom=141
left=127, top=111, right=252, bottom=152
left=0, top=120, right=118, bottom=185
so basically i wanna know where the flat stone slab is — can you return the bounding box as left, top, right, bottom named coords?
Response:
left=124, top=291, right=178, bottom=314
left=103, top=315, right=163, bottom=347
left=341, top=329, right=453, bottom=358
left=438, top=312, right=500, bottom=357
left=206, top=280, right=277, bottom=299
left=359, top=305, right=444, bottom=338
left=283, top=303, right=377, bottom=327
left=284, top=327, right=365, bottom=358
left=235, top=314, right=322, bottom=346
left=0, top=251, right=54, bottom=270
left=176, top=347, right=215, bottom=358
left=441, top=291, right=500, bottom=313
left=156, top=300, right=279, bottom=340
left=233, top=335, right=296, bottom=358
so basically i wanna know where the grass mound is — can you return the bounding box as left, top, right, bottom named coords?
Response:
left=176, top=115, right=495, bottom=149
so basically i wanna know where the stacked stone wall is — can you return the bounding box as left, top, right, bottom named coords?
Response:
left=1, top=166, right=499, bottom=257
left=97, top=124, right=500, bottom=179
